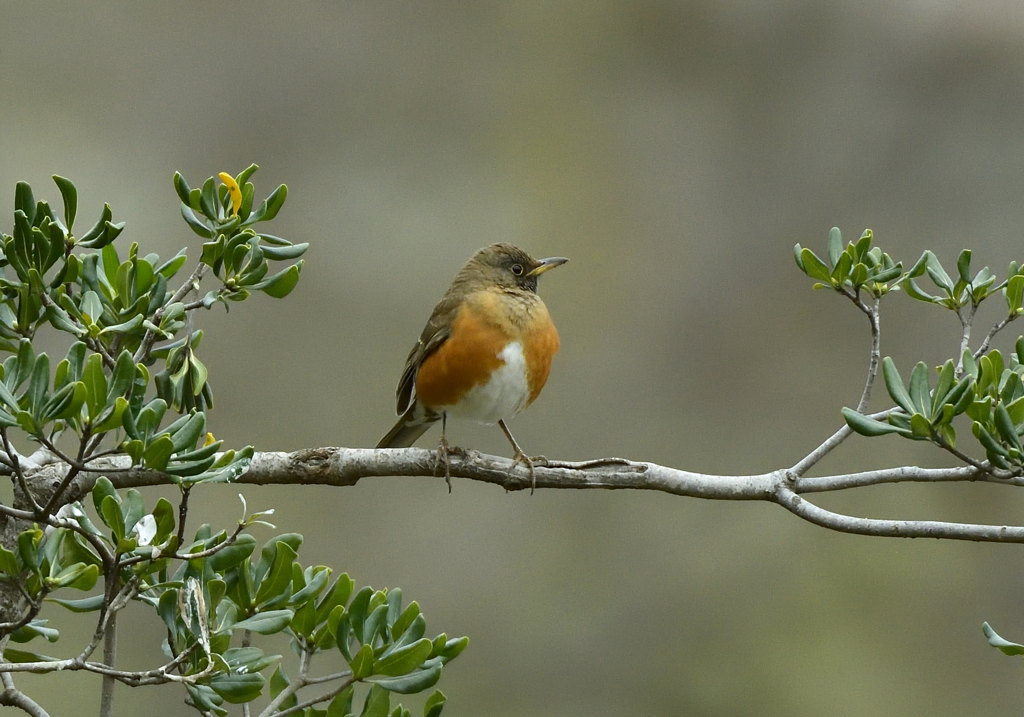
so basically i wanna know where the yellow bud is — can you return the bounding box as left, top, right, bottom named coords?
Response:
left=217, top=172, right=242, bottom=217
left=203, top=432, right=217, bottom=447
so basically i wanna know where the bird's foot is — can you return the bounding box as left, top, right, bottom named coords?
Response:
left=433, top=436, right=464, bottom=493
left=510, top=452, right=549, bottom=495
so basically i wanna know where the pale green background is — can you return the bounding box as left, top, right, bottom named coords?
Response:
left=4, top=2, right=1024, bottom=715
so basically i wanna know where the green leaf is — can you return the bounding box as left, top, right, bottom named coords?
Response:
left=208, top=671, right=266, bottom=704
left=208, top=534, right=257, bottom=571
left=841, top=407, right=910, bottom=437
left=254, top=540, right=299, bottom=607
left=434, top=636, right=468, bottom=662
left=98, top=313, right=145, bottom=336
left=351, top=643, right=374, bottom=679
left=260, top=242, right=309, bottom=261
left=908, top=362, right=931, bottom=416
left=143, top=434, right=175, bottom=471
left=326, top=686, right=355, bottom=717
left=48, top=563, right=99, bottom=591
left=390, top=602, right=422, bottom=645
left=82, top=353, right=107, bottom=418
left=27, top=352, right=51, bottom=419
left=902, top=278, right=940, bottom=304
left=362, top=604, right=388, bottom=646
left=375, top=638, right=433, bottom=676
left=882, top=358, right=916, bottom=414
left=826, top=227, right=842, bottom=267
left=908, top=412, right=932, bottom=439
left=93, top=396, right=129, bottom=433
left=994, top=403, right=1023, bottom=451
left=1010, top=275, right=1024, bottom=315
left=172, top=172, right=192, bottom=204
left=831, top=251, right=852, bottom=284
left=983, top=622, right=1024, bottom=656
left=251, top=262, right=302, bottom=298
left=200, top=177, right=219, bottom=220
left=930, top=361, right=956, bottom=416
left=956, top=249, right=972, bottom=284
left=255, top=184, right=288, bottom=222
left=973, top=421, right=1010, bottom=467
left=289, top=566, right=332, bottom=606
left=99, top=496, right=126, bottom=540
left=169, top=411, right=206, bottom=452
left=0, top=545, right=20, bottom=576
left=232, top=609, right=294, bottom=635
left=49, top=594, right=105, bottom=612
left=360, top=685, right=390, bottom=717
left=42, top=381, right=86, bottom=421
left=52, top=175, right=78, bottom=230
left=14, top=182, right=36, bottom=223
left=180, top=205, right=214, bottom=238
left=423, top=691, right=447, bottom=717
left=366, top=657, right=443, bottom=694
left=925, top=252, right=954, bottom=292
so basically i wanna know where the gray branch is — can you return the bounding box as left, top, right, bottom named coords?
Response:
left=33, top=446, right=1024, bottom=544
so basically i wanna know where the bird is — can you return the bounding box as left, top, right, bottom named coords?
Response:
left=376, top=243, right=568, bottom=491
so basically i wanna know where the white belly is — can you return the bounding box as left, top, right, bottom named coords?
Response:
left=444, top=341, right=530, bottom=424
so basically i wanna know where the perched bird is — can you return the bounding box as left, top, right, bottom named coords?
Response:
left=377, top=243, right=568, bottom=490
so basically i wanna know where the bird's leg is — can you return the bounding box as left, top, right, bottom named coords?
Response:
left=498, top=419, right=547, bottom=495
left=435, top=413, right=453, bottom=493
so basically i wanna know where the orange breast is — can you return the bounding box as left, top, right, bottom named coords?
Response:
left=415, top=290, right=560, bottom=412
left=415, top=304, right=509, bottom=409
left=522, top=309, right=559, bottom=404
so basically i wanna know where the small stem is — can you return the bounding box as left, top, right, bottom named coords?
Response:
left=974, top=313, right=1018, bottom=359
left=790, top=409, right=894, bottom=478
left=0, top=669, right=49, bottom=717
left=98, top=570, right=121, bottom=717
left=176, top=486, right=192, bottom=547
left=0, top=429, right=40, bottom=513
left=134, top=263, right=207, bottom=365
left=932, top=433, right=998, bottom=475
left=269, top=676, right=357, bottom=717
left=37, top=292, right=115, bottom=369
left=39, top=432, right=91, bottom=517
left=855, top=296, right=881, bottom=412
left=256, top=647, right=314, bottom=717
left=955, top=303, right=978, bottom=376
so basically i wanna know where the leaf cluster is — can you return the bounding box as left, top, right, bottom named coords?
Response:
left=844, top=346, right=1024, bottom=470
left=797, top=227, right=1024, bottom=474
left=0, top=170, right=464, bottom=716
left=1, top=496, right=463, bottom=716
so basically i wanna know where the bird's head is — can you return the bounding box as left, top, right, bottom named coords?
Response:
left=468, top=243, right=568, bottom=293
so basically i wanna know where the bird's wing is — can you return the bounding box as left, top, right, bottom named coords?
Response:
left=394, top=294, right=461, bottom=413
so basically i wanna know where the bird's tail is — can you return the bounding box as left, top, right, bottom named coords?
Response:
left=376, top=405, right=434, bottom=448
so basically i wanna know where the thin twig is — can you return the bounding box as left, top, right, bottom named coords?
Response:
left=0, top=669, right=49, bottom=717
left=0, top=429, right=40, bottom=513
left=788, top=409, right=894, bottom=478
left=97, top=570, right=121, bottom=717
left=974, top=313, right=1018, bottom=359
left=257, top=648, right=312, bottom=717
left=134, top=263, right=207, bottom=365
left=855, top=297, right=881, bottom=412
left=774, top=483, right=1024, bottom=541
left=268, top=676, right=356, bottom=717
left=39, top=431, right=92, bottom=517
left=954, top=299, right=983, bottom=377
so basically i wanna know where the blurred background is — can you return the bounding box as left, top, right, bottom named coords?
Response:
left=4, top=1, right=1024, bottom=714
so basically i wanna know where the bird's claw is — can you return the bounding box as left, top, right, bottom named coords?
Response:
left=510, top=452, right=548, bottom=495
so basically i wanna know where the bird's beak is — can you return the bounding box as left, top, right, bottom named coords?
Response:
left=527, top=256, right=569, bottom=276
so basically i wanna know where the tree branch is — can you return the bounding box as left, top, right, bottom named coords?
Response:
left=19, top=444, right=1017, bottom=544
left=0, top=670, right=49, bottom=717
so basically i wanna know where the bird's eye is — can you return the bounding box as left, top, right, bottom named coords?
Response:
left=510, top=263, right=524, bottom=276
